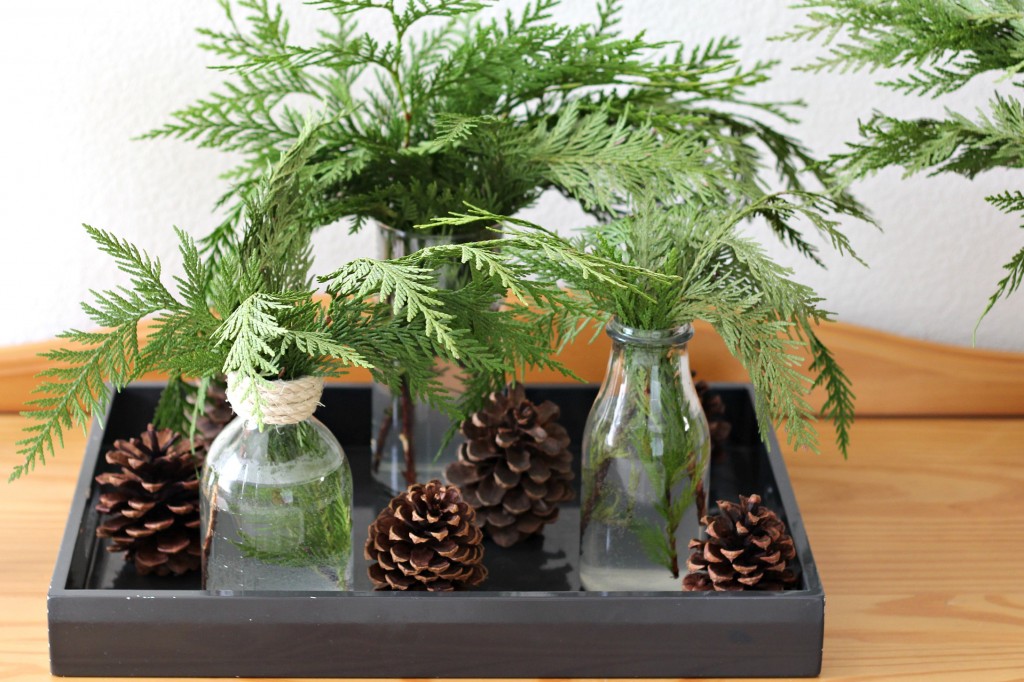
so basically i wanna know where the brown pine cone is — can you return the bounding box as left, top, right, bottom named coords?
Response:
left=188, top=378, right=235, bottom=443
left=365, top=481, right=487, bottom=591
left=445, top=385, right=574, bottom=547
left=695, top=378, right=731, bottom=456
left=94, top=425, right=204, bottom=576
left=683, top=494, right=797, bottom=592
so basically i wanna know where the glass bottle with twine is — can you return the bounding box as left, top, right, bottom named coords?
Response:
left=201, top=374, right=353, bottom=592
left=579, top=318, right=711, bottom=591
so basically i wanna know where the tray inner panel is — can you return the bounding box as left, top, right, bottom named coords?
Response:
left=69, top=384, right=794, bottom=592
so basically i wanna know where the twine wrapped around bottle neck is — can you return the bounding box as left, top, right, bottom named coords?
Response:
left=225, top=374, right=324, bottom=428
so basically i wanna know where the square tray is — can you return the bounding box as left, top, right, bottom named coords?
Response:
left=48, top=383, right=823, bottom=678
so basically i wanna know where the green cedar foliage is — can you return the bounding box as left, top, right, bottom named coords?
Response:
left=145, top=0, right=862, bottom=262
left=780, top=0, right=1024, bottom=331
left=12, top=123, right=641, bottom=481
left=426, top=197, right=861, bottom=459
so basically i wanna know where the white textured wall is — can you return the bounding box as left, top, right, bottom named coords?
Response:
left=1, top=1, right=1021, bottom=350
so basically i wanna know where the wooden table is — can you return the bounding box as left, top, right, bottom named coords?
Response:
left=2, top=414, right=1023, bottom=681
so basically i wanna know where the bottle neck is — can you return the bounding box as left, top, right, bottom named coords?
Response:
left=605, top=317, right=694, bottom=349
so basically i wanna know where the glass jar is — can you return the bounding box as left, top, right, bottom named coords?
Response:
left=579, top=319, right=711, bottom=591
left=201, top=376, right=353, bottom=592
left=371, top=223, right=492, bottom=494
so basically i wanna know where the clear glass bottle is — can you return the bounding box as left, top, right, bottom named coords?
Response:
left=580, top=319, right=711, bottom=591
left=370, top=367, right=464, bottom=494
left=201, top=384, right=353, bottom=592
left=371, top=223, right=490, bottom=494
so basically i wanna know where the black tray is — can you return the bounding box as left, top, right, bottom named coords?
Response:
left=48, top=383, right=824, bottom=678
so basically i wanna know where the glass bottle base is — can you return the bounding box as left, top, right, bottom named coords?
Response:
left=579, top=565, right=684, bottom=592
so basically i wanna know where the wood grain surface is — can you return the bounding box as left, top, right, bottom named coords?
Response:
left=2, top=414, right=1023, bottom=681
left=2, top=320, right=1022, bottom=416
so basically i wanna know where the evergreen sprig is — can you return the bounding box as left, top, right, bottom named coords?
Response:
left=145, top=0, right=861, bottom=258
left=782, top=1, right=1024, bottom=95
left=320, top=219, right=655, bottom=409
left=14, top=123, right=647, bottom=479
left=429, top=197, right=860, bottom=458
left=781, top=0, right=1024, bottom=330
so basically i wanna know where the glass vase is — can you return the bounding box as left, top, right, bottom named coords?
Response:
left=371, top=223, right=491, bottom=494
left=579, top=319, right=711, bottom=591
left=201, top=378, right=353, bottom=592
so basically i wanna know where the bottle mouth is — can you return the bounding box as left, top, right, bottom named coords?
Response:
left=606, top=317, right=694, bottom=346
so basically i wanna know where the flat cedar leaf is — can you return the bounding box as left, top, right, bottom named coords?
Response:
left=785, top=2, right=1024, bottom=320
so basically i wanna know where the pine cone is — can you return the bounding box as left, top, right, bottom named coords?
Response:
left=188, top=378, right=235, bottom=443
left=683, top=494, right=797, bottom=592
left=94, top=425, right=204, bottom=576
left=695, top=378, right=731, bottom=457
left=445, top=385, right=574, bottom=547
left=365, top=481, right=487, bottom=591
